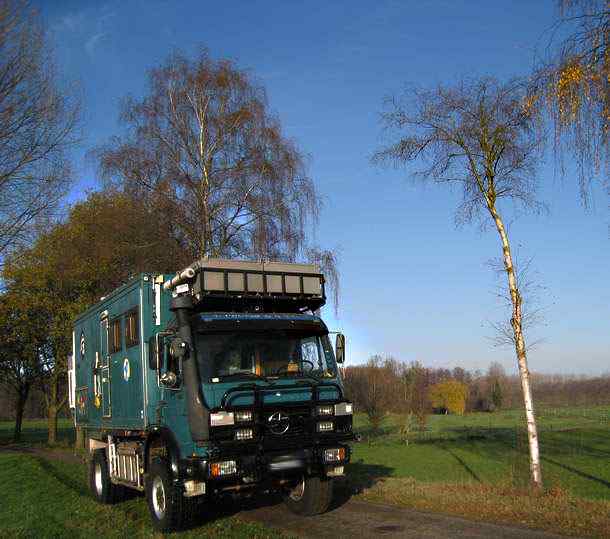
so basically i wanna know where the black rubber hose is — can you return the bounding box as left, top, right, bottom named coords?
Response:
left=170, top=294, right=209, bottom=441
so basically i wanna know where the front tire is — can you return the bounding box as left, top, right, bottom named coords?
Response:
left=145, top=457, right=196, bottom=532
left=88, top=448, right=125, bottom=504
left=283, top=475, right=334, bottom=516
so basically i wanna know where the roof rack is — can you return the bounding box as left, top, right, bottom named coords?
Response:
left=163, top=258, right=326, bottom=313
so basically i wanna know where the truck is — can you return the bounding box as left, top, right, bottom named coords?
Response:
left=68, top=258, right=353, bottom=531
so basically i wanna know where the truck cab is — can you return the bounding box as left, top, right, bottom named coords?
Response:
left=69, top=258, right=353, bottom=531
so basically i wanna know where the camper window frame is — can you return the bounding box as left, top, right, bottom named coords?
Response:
left=125, top=309, right=139, bottom=348
left=109, top=317, right=122, bottom=354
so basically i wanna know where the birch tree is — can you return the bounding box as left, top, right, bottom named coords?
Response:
left=374, top=78, right=545, bottom=488
left=94, top=50, right=321, bottom=263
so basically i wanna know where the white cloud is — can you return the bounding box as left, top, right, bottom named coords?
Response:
left=85, top=32, right=107, bottom=56
left=53, top=11, right=85, bottom=33
left=51, top=3, right=116, bottom=57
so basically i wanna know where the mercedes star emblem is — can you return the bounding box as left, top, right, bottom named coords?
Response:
left=268, top=411, right=290, bottom=435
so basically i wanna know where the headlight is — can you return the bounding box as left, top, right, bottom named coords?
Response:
left=323, top=447, right=346, bottom=462
left=334, top=402, right=353, bottom=416
left=317, top=421, right=334, bottom=432
left=234, top=410, right=253, bottom=423
left=317, top=404, right=334, bottom=416
left=210, top=460, right=237, bottom=477
left=210, top=411, right=234, bottom=426
left=235, top=428, right=254, bottom=441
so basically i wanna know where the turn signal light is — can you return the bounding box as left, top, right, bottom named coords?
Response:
left=323, top=447, right=346, bottom=463
left=210, top=460, right=237, bottom=477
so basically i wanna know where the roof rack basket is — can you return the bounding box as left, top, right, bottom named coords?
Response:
left=163, top=258, right=326, bottom=313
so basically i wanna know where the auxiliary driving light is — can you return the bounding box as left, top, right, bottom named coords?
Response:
left=234, top=410, right=253, bottom=423
left=323, top=447, right=346, bottom=463
left=235, top=428, right=254, bottom=441
left=317, top=421, right=334, bottom=432
left=317, top=404, right=334, bottom=416
left=210, top=460, right=237, bottom=477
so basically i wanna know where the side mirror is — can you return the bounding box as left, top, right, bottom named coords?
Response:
left=335, top=333, right=346, bottom=364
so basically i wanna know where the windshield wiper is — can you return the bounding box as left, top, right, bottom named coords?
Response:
left=273, top=371, right=322, bottom=382
left=217, top=372, right=270, bottom=382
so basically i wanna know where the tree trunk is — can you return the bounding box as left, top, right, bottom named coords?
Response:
left=488, top=202, right=542, bottom=488
left=48, top=404, right=58, bottom=445
left=75, top=425, right=85, bottom=450
left=13, top=384, right=30, bottom=443
left=47, top=374, right=58, bottom=445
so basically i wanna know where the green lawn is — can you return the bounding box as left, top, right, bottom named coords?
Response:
left=3, top=408, right=608, bottom=501
left=0, top=409, right=608, bottom=537
left=0, top=418, right=74, bottom=446
left=351, top=406, right=610, bottom=500
left=0, top=452, right=283, bottom=538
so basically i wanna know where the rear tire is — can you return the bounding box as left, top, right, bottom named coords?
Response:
left=145, top=457, right=197, bottom=532
left=283, top=475, right=334, bottom=516
left=88, top=448, right=125, bottom=504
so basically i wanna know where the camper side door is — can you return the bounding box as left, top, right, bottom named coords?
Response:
left=100, top=317, right=111, bottom=417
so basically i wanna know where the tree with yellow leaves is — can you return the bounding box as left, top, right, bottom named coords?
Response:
left=533, top=0, right=608, bottom=202
left=428, top=380, right=469, bottom=416
left=1, top=191, right=186, bottom=444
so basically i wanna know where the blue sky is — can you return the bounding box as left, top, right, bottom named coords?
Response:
left=37, top=0, right=609, bottom=375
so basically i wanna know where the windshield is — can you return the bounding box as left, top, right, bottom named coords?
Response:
left=196, top=332, right=337, bottom=381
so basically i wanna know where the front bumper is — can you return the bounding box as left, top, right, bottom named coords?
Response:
left=182, top=383, right=354, bottom=492
left=198, top=443, right=351, bottom=490
left=177, top=442, right=351, bottom=496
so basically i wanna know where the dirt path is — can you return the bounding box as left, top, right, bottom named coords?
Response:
left=238, top=497, right=569, bottom=539
left=0, top=445, right=84, bottom=465
left=1, top=446, right=572, bottom=538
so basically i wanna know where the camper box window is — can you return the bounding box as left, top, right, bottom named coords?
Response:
left=125, top=310, right=139, bottom=348
left=109, top=318, right=122, bottom=354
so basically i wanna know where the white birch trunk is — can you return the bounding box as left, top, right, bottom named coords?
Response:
left=488, top=201, right=543, bottom=488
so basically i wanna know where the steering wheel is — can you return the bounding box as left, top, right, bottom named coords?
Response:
left=274, top=359, right=315, bottom=375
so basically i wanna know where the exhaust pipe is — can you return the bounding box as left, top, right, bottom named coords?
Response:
left=171, top=294, right=209, bottom=442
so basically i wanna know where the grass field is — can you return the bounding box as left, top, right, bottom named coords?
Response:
left=1, top=407, right=608, bottom=537
left=351, top=406, right=610, bottom=500
left=0, top=418, right=74, bottom=446
left=346, top=406, right=610, bottom=537
left=0, top=452, right=283, bottom=538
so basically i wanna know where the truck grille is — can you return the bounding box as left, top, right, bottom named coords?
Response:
left=265, top=408, right=310, bottom=438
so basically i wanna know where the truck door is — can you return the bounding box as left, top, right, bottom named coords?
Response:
left=120, top=308, right=144, bottom=428
left=100, top=317, right=111, bottom=417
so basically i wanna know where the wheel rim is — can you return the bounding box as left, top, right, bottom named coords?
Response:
left=152, top=476, right=166, bottom=519
left=288, top=476, right=305, bottom=501
left=94, top=462, right=103, bottom=495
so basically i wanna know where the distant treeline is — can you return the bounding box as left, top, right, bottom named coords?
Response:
left=1, top=358, right=608, bottom=422
left=343, top=356, right=610, bottom=427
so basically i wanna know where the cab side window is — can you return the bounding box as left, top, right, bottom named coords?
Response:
left=125, top=310, right=139, bottom=348
left=109, top=318, right=122, bottom=354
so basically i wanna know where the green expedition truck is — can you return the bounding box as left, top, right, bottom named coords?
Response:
left=68, top=258, right=353, bottom=531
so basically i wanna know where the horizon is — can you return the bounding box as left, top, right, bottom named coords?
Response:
left=36, top=0, right=609, bottom=376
